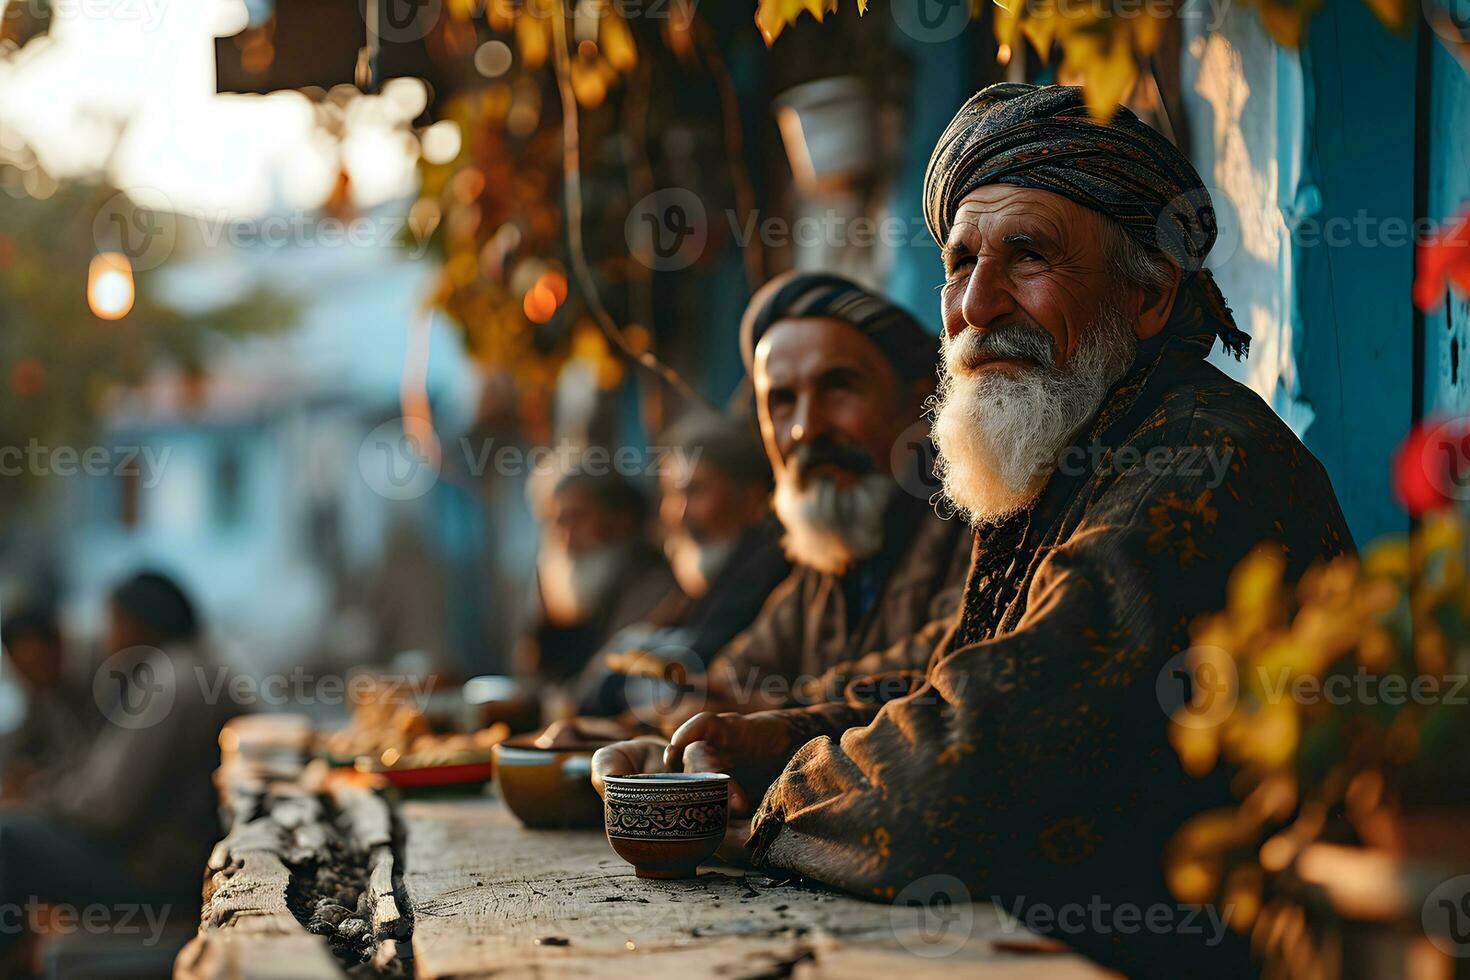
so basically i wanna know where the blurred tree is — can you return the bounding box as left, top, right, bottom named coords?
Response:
left=0, top=176, right=295, bottom=522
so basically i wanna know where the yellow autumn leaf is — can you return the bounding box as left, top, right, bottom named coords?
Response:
left=486, top=0, right=516, bottom=31
left=1360, top=0, right=1412, bottom=31
left=1130, top=7, right=1168, bottom=56
left=1166, top=859, right=1219, bottom=905
left=446, top=0, right=479, bottom=19
left=1020, top=10, right=1056, bottom=63
left=1356, top=624, right=1396, bottom=672
left=1227, top=543, right=1287, bottom=630
left=1419, top=510, right=1464, bottom=559
left=600, top=12, right=637, bottom=73
left=1254, top=0, right=1318, bottom=48
left=755, top=0, right=837, bottom=45
left=1222, top=866, right=1263, bottom=932
left=992, top=0, right=1022, bottom=48
left=755, top=0, right=799, bottom=44
left=1242, top=701, right=1298, bottom=769
left=1362, top=537, right=1410, bottom=579
left=1169, top=719, right=1220, bottom=777
left=1250, top=635, right=1319, bottom=689
left=516, top=14, right=549, bottom=70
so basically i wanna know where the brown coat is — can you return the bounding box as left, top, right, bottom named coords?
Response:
left=706, top=494, right=973, bottom=710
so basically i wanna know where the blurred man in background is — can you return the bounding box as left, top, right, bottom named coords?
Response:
left=0, top=571, right=239, bottom=966
left=518, top=471, right=674, bottom=698
left=573, top=412, right=790, bottom=720
left=0, top=605, right=92, bottom=801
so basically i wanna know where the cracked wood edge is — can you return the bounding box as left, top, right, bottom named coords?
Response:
left=175, top=756, right=347, bottom=980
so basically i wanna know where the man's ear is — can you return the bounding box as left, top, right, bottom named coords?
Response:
left=1134, top=260, right=1183, bottom=341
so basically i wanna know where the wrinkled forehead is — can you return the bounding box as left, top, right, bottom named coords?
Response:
left=946, top=183, right=1108, bottom=248
left=752, top=316, right=897, bottom=390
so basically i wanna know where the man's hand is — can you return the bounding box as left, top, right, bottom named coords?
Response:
left=664, top=711, right=799, bottom=815
left=535, top=716, right=633, bottom=749
left=590, top=735, right=668, bottom=797
left=717, top=818, right=752, bottom=865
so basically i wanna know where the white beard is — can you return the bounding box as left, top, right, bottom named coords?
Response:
left=665, top=531, right=739, bottom=599
left=538, top=539, right=639, bottom=624
left=772, top=470, right=894, bottom=576
left=931, top=304, right=1137, bottom=526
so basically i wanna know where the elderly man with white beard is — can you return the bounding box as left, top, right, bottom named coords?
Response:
left=593, top=84, right=1353, bottom=979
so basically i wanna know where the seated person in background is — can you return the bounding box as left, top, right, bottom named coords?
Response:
left=697, top=272, right=973, bottom=714
left=573, top=411, right=791, bottom=720
left=517, top=470, right=675, bottom=695
left=1, top=571, right=241, bottom=961
left=594, top=84, right=1355, bottom=979
left=0, top=605, right=93, bottom=801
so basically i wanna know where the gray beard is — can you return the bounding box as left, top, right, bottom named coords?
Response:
left=665, top=531, right=739, bottom=599
left=538, top=540, right=641, bottom=624
left=931, top=304, right=1137, bottom=526
left=772, top=471, right=894, bottom=576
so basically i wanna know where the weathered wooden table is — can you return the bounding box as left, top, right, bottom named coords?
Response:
left=400, top=798, right=1110, bottom=979
left=177, top=743, right=1112, bottom=979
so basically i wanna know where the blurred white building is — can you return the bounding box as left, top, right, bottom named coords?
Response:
left=55, top=204, right=499, bottom=684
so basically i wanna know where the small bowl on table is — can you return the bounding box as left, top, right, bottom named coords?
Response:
left=493, top=735, right=612, bottom=829
left=602, top=772, right=731, bottom=879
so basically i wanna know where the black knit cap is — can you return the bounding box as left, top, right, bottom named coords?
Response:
left=739, top=271, right=938, bottom=383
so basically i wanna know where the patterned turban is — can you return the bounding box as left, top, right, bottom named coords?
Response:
left=739, top=271, right=938, bottom=382
left=923, top=83, right=1250, bottom=359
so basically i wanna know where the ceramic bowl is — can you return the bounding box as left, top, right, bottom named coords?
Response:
left=602, top=772, right=731, bottom=878
left=493, top=735, right=611, bottom=829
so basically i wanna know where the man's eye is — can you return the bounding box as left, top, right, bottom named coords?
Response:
left=1016, top=249, right=1043, bottom=263
left=945, top=257, right=975, bottom=280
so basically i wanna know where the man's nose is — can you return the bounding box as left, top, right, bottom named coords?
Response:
left=660, top=494, right=686, bottom=530
left=952, top=258, right=1017, bottom=338
left=788, top=394, right=828, bottom=448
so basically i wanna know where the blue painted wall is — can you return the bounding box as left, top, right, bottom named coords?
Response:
left=1422, top=34, right=1470, bottom=418
left=1296, top=1, right=1418, bottom=544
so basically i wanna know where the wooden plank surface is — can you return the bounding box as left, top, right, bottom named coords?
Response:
left=402, top=798, right=1114, bottom=979
left=176, top=732, right=407, bottom=980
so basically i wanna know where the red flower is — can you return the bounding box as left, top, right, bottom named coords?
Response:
left=1414, top=210, right=1470, bottom=311
left=1394, top=418, right=1470, bottom=516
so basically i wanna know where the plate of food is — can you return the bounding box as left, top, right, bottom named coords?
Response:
left=355, top=725, right=511, bottom=794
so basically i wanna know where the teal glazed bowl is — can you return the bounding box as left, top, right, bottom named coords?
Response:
left=602, top=772, right=731, bottom=879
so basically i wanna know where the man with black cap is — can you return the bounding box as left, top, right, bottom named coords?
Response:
left=699, top=270, right=973, bottom=713
left=597, top=85, right=1354, bottom=978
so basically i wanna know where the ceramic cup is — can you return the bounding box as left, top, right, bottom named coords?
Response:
left=602, top=772, right=731, bottom=879
left=494, top=735, right=613, bottom=829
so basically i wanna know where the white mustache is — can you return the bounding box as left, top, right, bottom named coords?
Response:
left=946, top=324, right=1056, bottom=374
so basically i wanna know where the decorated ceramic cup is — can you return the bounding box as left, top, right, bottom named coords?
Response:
left=602, top=772, right=731, bottom=879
